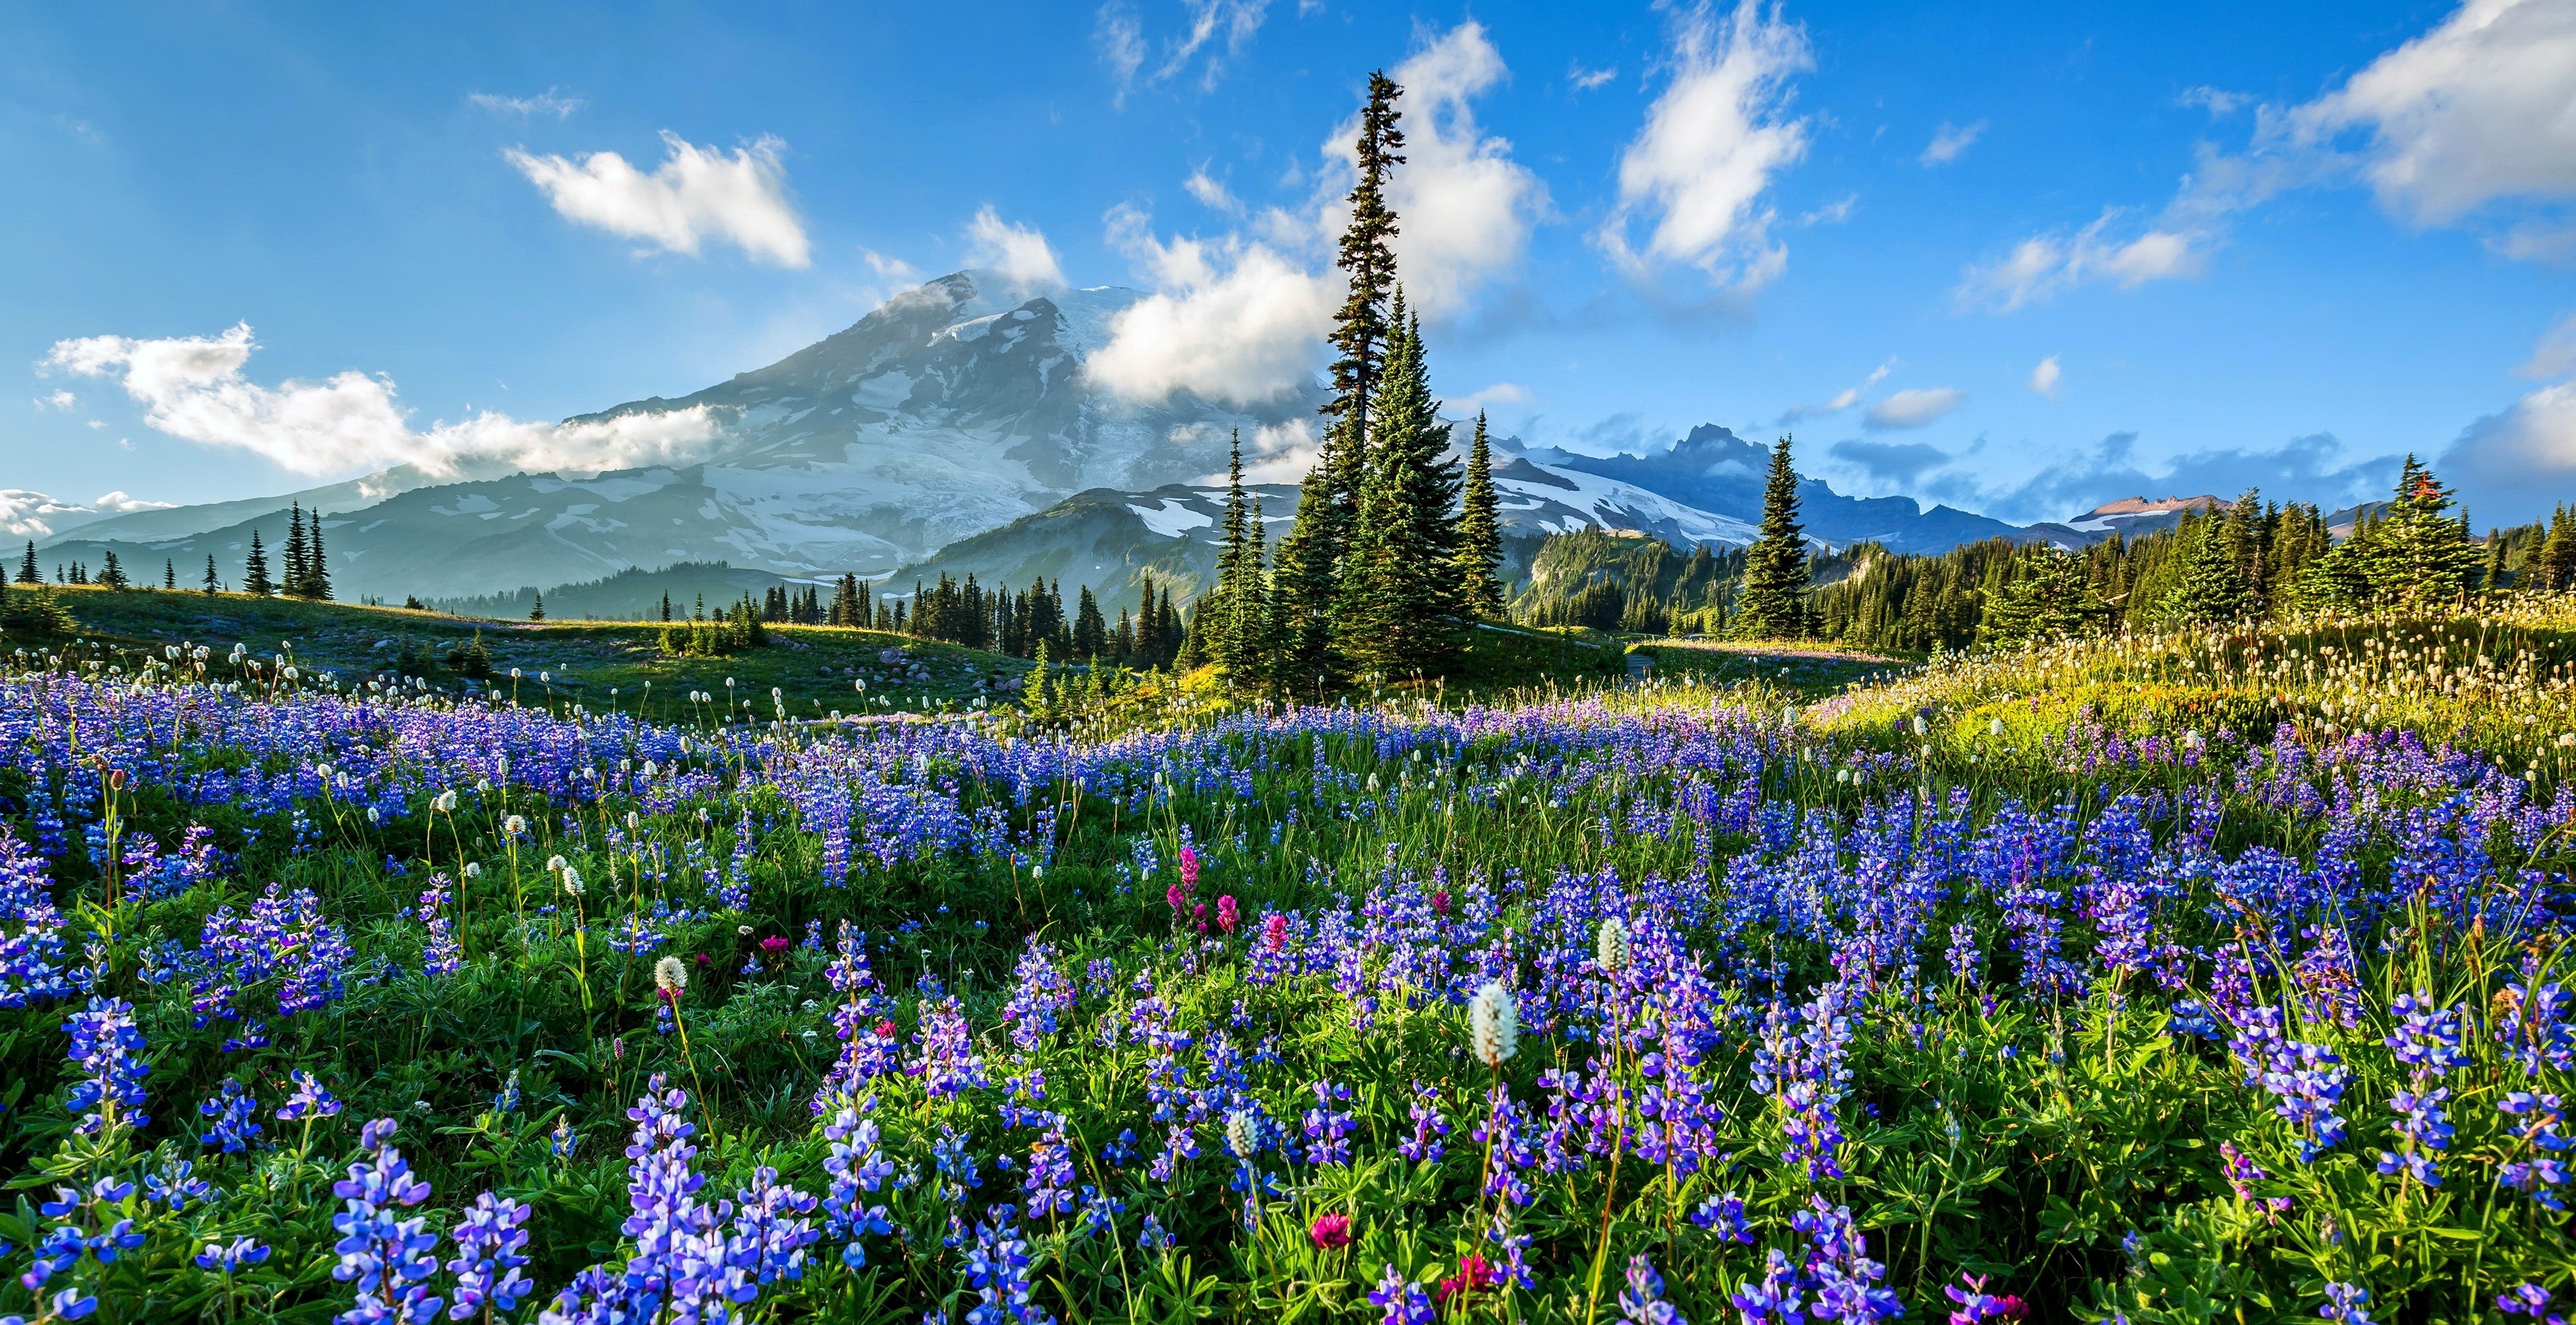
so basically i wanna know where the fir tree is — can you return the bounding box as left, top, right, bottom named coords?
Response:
left=16, top=542, right=36, bottom=585
left=2367, top=456, right=2479, bottom=605
left=2161, top=509, right=2249, bottom=622
left=1734, top=436, right=1811, bottom=639
left=2542, top=506, right=2576, bottom=591
left=164, top=559, right=176, bottom=590
left=662, top=592, right=674, bottom=623
left=204, top=555, right=220, bottom=596
left=304, top=512, right=331, bottom=600
left=1335, top=301, right=1459, bottom=676
left=97, top=550, right=127, bottom=590
left=282, top=504, right=309, bottom=597
left=529, top=591, right=546, bottom=622
left=1208, top=431, right=1270, bottom=682
left=244, top=531, right=274, bottom=597
left=1454, top=411, right=1504, bottom=619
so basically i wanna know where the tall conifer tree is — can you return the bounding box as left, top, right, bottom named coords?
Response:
left=1336, top=301, right=1460, bottom=676
left=1455, top=411, right=1504, bottom=619
left=1275, top=69, right=1406, bottom=696
left=17, top=542, right=36, bottom=585
left=243, top=531, right=274, bottom=598
left=305, top=511, right=331, bottom=600
left=282, top=505, right=310, bottom=596
left=1734, top=436, right=1810, bottom=639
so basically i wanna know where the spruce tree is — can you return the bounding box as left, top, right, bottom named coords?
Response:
left=98, top=550, right=127, bottom=590
left=164, top=559, right=176, bottom=590
left=305, top=512, right=331, bottom=600
left=1455, top=411, right=1504, bottom=619
left=1335, top=301, right=1460, bottom=676
left=1208, top=431, right=1272, bottom=683
left=2160, top=509, right=2248, bottom=622
left=283, top=504, right=309, bottom=597
left=529, top=591, right=545, bottom=622
left=204, top=555, right=219, bottom=596
left=2542, top=506, right=2576, bottom=590
left=2366, top=456, right=2479, bottom=605
left=244, top=531, right=274, bottom=597
left=17, top=542, right=36, bottom=585
left=1734, top=436, right=1811, bottom=639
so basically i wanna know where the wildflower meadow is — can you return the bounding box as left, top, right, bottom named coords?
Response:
left=8, top=603, right=2576, bottom=1324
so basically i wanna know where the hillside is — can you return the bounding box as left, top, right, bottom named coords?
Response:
left=0, top=584, right=1032, bottom=717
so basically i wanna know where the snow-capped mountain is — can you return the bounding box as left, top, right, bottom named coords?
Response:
left=41, top=268, right=2065, bottom=611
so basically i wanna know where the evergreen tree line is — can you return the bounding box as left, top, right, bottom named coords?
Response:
left=1813, top=457, right=2526, bottom=653
left=898, top=571, right=1188, bottom=670
left=657, top=594, right=771, bottom=658
left=1512, top=532, right=1749, bottom=635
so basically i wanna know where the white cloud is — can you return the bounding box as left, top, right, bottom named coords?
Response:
left=1569, top=62, right=1618, bottom=93
left=40, top=323, right=723, bottom=478
left=1363, top=22, right=1547, bottom=317
left=1780, top=358, right=1892, bottom=423
left=1598, top=0, right=1812, bottom=290
left=2522, top=313, right=2576, bottom=380
left=0, top=490, right=97, bottom=539
left=1455, top=382, right=1533, bottom=412
left=1088, top=219, right=1336, bottom=403
left=1098, top=0, right=1272, bottom=101
left=963, top=206, right=1066, bottom=286
left=1863, top=386, right=1968, bottom=430
left=1235, top=418, right=1325, bottom=483
left=1965, top=0, right=2576, bottom=313
left=505, top=131, right=810, bottom=268
left=91, top=490, right=172, bottom=513
left=861, top=249, right=918, bottom=281
left=2179, top=85, right=2249, bottom=117
left=2282, top=0, right=2576, bottom=225
left=1096, top=3, right=1147, bottom=96
left=1184, top=170, right=1241, bottom=213
left=1957, top=210, right=2203, bottom=311
left=1094, top=21, right=1537, bottom=403
left=469, top=89, right=582, bottom=118
left=1797, top=193, right=1857, bottom=226
left=36, top=389, right=75, bottom=411
left=2030, top=355, right=2062, bottom=399
left=2442, top=380, right=2576, bottom=525
left=1918, top=119, right=1986, bottom=166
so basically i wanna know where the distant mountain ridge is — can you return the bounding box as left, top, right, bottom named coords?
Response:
left=39, top=269, right=2170, bottom=612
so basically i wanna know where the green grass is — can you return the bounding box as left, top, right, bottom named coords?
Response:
left=12, top=584, right=1031, bottom=719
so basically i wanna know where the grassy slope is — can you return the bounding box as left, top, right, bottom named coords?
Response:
left=13, top=585, right=1029, bottom=719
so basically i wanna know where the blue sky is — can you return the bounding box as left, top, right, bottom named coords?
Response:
left=6, top=0, right=2575, bottom=529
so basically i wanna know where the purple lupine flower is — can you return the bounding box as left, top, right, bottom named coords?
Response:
left=1302, top=1080, right=1355, bottom=1166
left=2499, top=1091, right=2573, bottom=1209
left=962, top=1216, right=1050, bottom=1324
left=914, top=996, right=989, bottom=1097
left=822, top=1109, right=894, bottom=1269
left=1945, top=1274, right=2024, bottom=1323
left=198, top=1077, right=262, bottom=1153
left=330, top=1119, right=443, bottom=1325
left=1619, top=1255, right=1686, bottom=1323
left=2498, top=1285, right=2565, bottom=1322
left=2375, top=995, right=2462, bottom=1187
left=1024, top=1122, right=1078, bottom=1219
left=1795, top=1196, right=1902, bottom=1323
left=64, top=997, right=148, bottom=1136
left=1368, top=1265, right=1435, bottom=1325
left=443, top=1192, right=533, bottom=1320
left=2499, top=967, right=2576, bottom=1076
left=2318, top=1282, right=2373, bottom=1325
left=730, top=1165, right=823, bottom=1287
left=417, top=876, right=460, bottom=978
left=196, top=1236, right=272, bottom=1273
left=278, top=1069, right=346, bottom=1125
left=1750, top=981, right=1853, bottom=1180
left=1002, top=939, right=1074, bottom=1053
left=1688, top=1191, right=1753, bottom=1242
left=2226, top=1006, right=2349, bottom=1162
left=1399, top=1081, right=1449, bottom=1163
left=1730, top=1247, right=1806, bottom=1322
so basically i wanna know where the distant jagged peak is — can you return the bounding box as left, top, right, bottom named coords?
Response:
left=2081, top=494, right=2228, bottom=519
